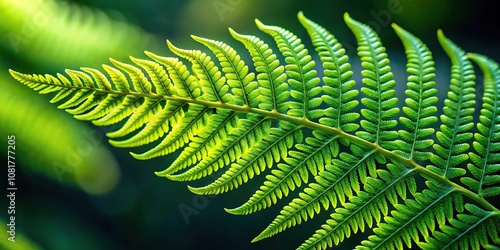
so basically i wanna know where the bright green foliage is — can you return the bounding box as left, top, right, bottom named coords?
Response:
left=392, top=23, right=437, bottom=161
left=298, top=162, right=418, bottom=250
left=228, top=28, right=289, bottom=113
left=427, top=30, right=476, bottom=180
left=255, top=19, right=322, bottom=119
left=462, top=54, right=500, bottom=198
left=298, top=13, right=359, bottom=135
left=9, top=10, right=500, bottom=250
left=345, top=14, right=399, bottom=149
left=0, top=71, right=120, bottom=195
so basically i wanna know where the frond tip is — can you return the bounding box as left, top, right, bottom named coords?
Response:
left=9, top=10, right=500, bottom=250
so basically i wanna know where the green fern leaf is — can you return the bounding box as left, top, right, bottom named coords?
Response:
left=461, top=53, right=500, bottom=198
left=167, top=40, right=233, bottom=103
left=392, top=24, right=438, bottom=161
left=358, top=180, right=458, bottom=249
left=191, top=122, right=301, bottom=196
left=344, top=13, right=399, bottom=149
left=160, top=110, right=238, bottom=175
left=256, top=18, right=322, bottom=119
left=9, top=10, right=500, bottom=250
left=228, top=28, right=289, bottom=112
left=297, top=11, right=359, bottom=133
left=427, top=30, right=476, bottom=179
left=1, top=72, right=119, bottom=195
left=228, top=129, right=339, bottom=216
left=167, top=114, right=269, bottom=181
left=297, top=162, right=416, bottom=250
left=192, top=35, right=259, bottom=107
left=132, top=104, right=212, bottom=159
left=417, top=204, right=499, bottom=250
left=144, top=54, right=201, bottom=99
left=252, top=147, right=380, bottom=243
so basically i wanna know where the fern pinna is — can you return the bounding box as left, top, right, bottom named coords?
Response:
left=9, top=11, right=500, bottom=249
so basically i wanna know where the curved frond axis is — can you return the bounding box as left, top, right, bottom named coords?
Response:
left=8, top=10, right=500, bottom=250
left=8, top=13, right=498, bottom=214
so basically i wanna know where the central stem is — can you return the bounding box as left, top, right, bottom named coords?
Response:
left=19, top=78, right=500, bottom=213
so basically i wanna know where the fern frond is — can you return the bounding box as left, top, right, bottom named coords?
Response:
left=86, top=66, right=143, bottom=127
left=124, top=54, right=201, bottom=151
left=167, top=114, right=269, bottom=181
left=228, top=28, right=289, bottom=112
left=190, top=122, right=302, bottom=196
left=192, top=35, right=259, bottom=107
left=228, top=130, right=339, bottom=216
left=9, top=10, right=500, bottom=250
left=73, top=68, right=122, bottom=120
left=130, top=56, right=174, bottom=96
left=392, top=24, right=438, bottom=161
left=132, top=105, right=212, bottom=159
left=167, top=40, right=233, bottom=103
left=1, top=72, right=119, bottom=194
left=110, top=100, right=184, bottom=148
left=159, top=110, right=238, bottom=175
left=298, top=162, right=416, bottom=250
left=462, top=54, right=500, bottom=198
left=252, top=146, right=378, bottom=242
left=344, top=13, right=399, bottom=149
left=427, top=30, right=476, bottom=179
left=297, top=12, right=359, bottom=134
left=417, top=204, right=500, bottom=250
left=144, top=54, right=201, bottom=99
left=256, top=19, right=322, bottom=119
left=100, top=59, right=163, bottom=139
left=358, top=180, right=458, bottom=249
left=60, top=70, right=106, bottom=113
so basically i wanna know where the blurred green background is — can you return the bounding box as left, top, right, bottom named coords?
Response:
left=1, top=0, right=498, bottom=249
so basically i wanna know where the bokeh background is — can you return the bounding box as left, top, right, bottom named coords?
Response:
left=1, top=0, right=499, bottom=249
